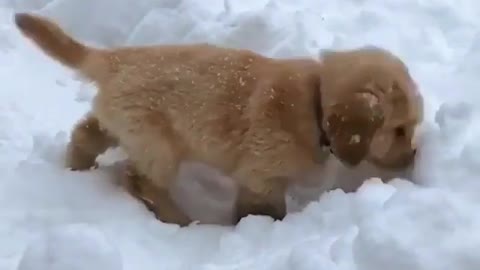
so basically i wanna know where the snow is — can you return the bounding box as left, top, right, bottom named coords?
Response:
left=1, top=0, right=480, bottom=269
left=17, top=224, right=122, bottom=270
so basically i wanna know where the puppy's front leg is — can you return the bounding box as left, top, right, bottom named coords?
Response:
left=66, top=113, right=117, bottom=170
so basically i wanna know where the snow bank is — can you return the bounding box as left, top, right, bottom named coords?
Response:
left=1, top=0, right=480, bottom=269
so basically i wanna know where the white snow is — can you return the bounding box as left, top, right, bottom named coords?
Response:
left=1, top=0, right=480, bottom=269
left=17, top=224, right=122, bottom=270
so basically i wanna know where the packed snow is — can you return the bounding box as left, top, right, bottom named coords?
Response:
left=1, top=0, right=480, bottom=269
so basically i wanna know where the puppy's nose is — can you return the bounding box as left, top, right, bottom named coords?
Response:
left=413, top=149, right=417, bottom=155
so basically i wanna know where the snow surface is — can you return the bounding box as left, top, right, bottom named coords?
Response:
left=2, top=0, right=480, bottom=269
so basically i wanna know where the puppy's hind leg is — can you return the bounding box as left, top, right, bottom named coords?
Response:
left=232, top=148, right=316, bottom=223
left=121, top=162, right=164, bottom=217
left=234, top=175, right=289, bottom=223
left=123, top=162, right=192, bottom=226
left=66, top=113, right=117, bottom=170
left=125, top=127, right=193, bottom=226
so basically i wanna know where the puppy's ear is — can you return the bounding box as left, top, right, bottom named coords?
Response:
left=324, top=92, right=384, bottom=166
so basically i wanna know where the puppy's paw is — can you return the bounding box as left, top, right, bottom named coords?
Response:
left=65, top=145, right=98, bottom=171
left=154, top=206, right=192, bottom=227
left=234, top=188, right=287, bottom=224
left=235, top=201, right=286, bottom=224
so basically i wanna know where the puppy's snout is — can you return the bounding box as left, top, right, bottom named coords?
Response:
left=413, top=149, right=417, bottom=155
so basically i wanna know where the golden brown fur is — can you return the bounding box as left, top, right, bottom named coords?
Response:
left=14, top=13, right=423, bottom=225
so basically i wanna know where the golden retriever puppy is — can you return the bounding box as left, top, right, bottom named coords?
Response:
left=14, top=13, right=422, bottom=225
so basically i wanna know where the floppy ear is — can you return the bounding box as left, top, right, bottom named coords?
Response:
left=324, top=92, right=384, bottom=166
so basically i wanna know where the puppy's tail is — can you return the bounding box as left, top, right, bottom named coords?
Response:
left=14, top=13, right=109, bottom=82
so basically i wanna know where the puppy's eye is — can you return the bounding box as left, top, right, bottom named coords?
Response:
left=395, top=126, right=406, bottom=137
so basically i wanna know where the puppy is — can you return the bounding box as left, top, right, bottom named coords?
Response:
left=14, top=13, right=422, bottom=225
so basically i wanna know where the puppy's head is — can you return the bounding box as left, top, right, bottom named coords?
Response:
left=320, top=47, right=423, bottom=170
